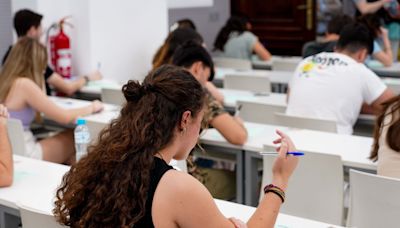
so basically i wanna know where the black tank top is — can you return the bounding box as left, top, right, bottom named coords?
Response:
left=135, top=157, right=173, bottom=227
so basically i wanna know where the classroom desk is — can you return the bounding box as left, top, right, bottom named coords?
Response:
left=45, top=96, right=120, bottom=128
left=75, top=79, right=122, bottom=100
left=369, top=62, right=400, bottom=78
left=200, top=121, right=376, bottom=206
left=0, top=155, right=69, bottom=228
left=215, top=199, right=344, bottom=228
left=0, top=156, right=341, bottom=228
left=215, top=68, right=293, bottom=84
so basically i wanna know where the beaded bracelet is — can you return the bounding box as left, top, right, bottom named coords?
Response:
left=264, top=184, right=285, bottom=203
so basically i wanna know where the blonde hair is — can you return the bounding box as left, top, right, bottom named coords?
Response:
left=0, top=37, right=47, bottom=101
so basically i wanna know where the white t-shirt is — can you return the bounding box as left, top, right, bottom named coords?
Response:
left=286, top=52, right=387, bottom=134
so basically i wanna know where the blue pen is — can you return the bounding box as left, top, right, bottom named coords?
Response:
left=259, top=151, right=304, bottom=156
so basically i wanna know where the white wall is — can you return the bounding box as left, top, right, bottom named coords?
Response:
left=0, top=0, right=13, bottom=60
left=167, top=0, right=213, bottom=9
left=11, top=0, right=168, bottom=82
left=88, top=0, right=168, bottom=82
left=168, top=0, right=230, bottom=50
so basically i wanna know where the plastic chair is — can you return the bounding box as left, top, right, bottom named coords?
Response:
left=213, top=57, right=252, bottom=71
left=101, top=88, right=125, bottom=106
left=19, top=204, right=65, bottom=228
left=224, top=74, right=271, bottom=93
left=274, top=113, right=337, bottom=133
left=272, top=59, right=299, bottom=71
left=347, top=169, right=400, bottom=228
left=260, top=147, right=344, bottom=225
left=237, top=101, right=286, bottom=125
left=6, top=118, right=26, bottom=156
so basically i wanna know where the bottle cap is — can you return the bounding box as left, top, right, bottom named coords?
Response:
left=76, top=118, right=86, bottom=125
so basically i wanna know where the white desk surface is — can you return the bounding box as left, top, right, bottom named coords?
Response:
left=200, top=122, right=376, bottom=171
left=221, top=89, right=287, bottom=108
left=79, top=79, right=122, bottom=95
left=215, top=68, right=293, bottom=84
left=49, top=96, right=119, bottom=113
left=215, top=199, right=343, bottom=228
left=369, top=62, right=400, bottom=77
left=0, top=155, right=341, bottom=227
left=0, top=155, right=69, bottom=213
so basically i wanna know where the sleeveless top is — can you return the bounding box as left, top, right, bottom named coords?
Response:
left=9, top=107, right=35, bottom=130
left=135, top=157, right=173, bottom=227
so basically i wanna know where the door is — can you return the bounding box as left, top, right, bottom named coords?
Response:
left=232, top=0, right=316, bottom=56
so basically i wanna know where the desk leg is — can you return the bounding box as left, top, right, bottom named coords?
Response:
left=244, top=152, right=262, bottom=206
left=200, top=145, right=244, bottom=204
left=0, top=205, right=20, bottom=228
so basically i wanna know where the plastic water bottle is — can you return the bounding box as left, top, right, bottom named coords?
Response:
left=74, top=119, right=90, bottom=162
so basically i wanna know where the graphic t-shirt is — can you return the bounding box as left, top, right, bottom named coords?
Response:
left=287, top=52, right=387, bottom=134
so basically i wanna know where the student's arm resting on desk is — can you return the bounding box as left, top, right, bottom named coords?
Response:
left=47, top=71, right=102, bottom=96
left=0, top=105, right=12, bottom=187
left=373, top=28, right=393, bottom=67
left=355, top=0, right=391, bottom=14
left=210, top=113, right=248, bottom=145
left=253, top=41, right=272, bottom=61
left=154, top=131, right=297, bottom=228
left=361, top=89, right=396, bottom=114
left=18, top=78, right=103, bottom=125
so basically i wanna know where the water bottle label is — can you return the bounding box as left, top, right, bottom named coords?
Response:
left=75, top=132, right=90, bottom=144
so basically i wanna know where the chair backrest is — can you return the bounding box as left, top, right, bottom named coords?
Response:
left=19, top=204, right=65, bottom=228
left=386, top=82, right=400, bottom=95
left=260, top=147, right=344, bottom=225
left=272, top=59, right=298, bottom=71
left=237, top=101, right=285, bottom=125
left=347, top=169, right=400, bottom=228
left=101, top=88, right=125, bottom=106
left=224, top=74, right=271, bottom=93
left=274, top=113, right=337, bottom=133
left=213, top=57, right=252, bottom=71
left=169, top=159, right=188, bottom=173
left=86, top=120, right=108, bottom=144
left=6, top=118, right=26, bottom=156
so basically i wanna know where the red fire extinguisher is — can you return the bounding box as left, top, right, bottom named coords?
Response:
left=47, top=17, right=73, bottom=79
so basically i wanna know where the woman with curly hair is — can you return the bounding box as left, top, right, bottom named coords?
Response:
left=54, top=65, right=298, bottom=228
left=370, top=95, right=400, bottom=178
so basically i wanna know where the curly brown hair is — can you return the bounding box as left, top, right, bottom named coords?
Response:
left=370, top=95, right=400, bottom=161
left=53, top=65, right=206, bottom=227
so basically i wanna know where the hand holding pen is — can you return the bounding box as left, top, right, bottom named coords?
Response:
left=270, top=130, right=299, bottom=190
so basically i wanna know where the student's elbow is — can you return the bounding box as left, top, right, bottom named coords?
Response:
left=226, top=130, right=248, bottom=145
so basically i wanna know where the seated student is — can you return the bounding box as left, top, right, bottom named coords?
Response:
left=54, top=65, right=299, bottom=227
left=172, top=42, right=247, bottom=198
left=370, top=95, right=400, bottom=179
left=286, top=23, right=395, bottom=135
left=170, top=18, right=197, bottom=31
left=0, top=105, right=12, bottom=187
left=213, top=16, right=272, bottom=61
left=152, top=28, right=204, bottom=70
left=0, top=37, right=103, bottom=164
left=2, top=9, right=102, bottom=96
left=172, top=42, right=247, bottom=145
left=358, top=14, right=393, bottom=67
left=302, top=15, right=353, bottom=58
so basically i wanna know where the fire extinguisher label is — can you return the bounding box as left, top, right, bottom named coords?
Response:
left=56, top=49, right=72, bottom=78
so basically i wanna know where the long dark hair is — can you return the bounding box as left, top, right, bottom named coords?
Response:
left=152, top=28, right=203, bottom=69
left=54, top=65, right=206, bottom=227
left=358, top=14, right=382, bottom=39
left=213, top=16, right=248, bottom=51
left=370, top=95, right=400, bottom=161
